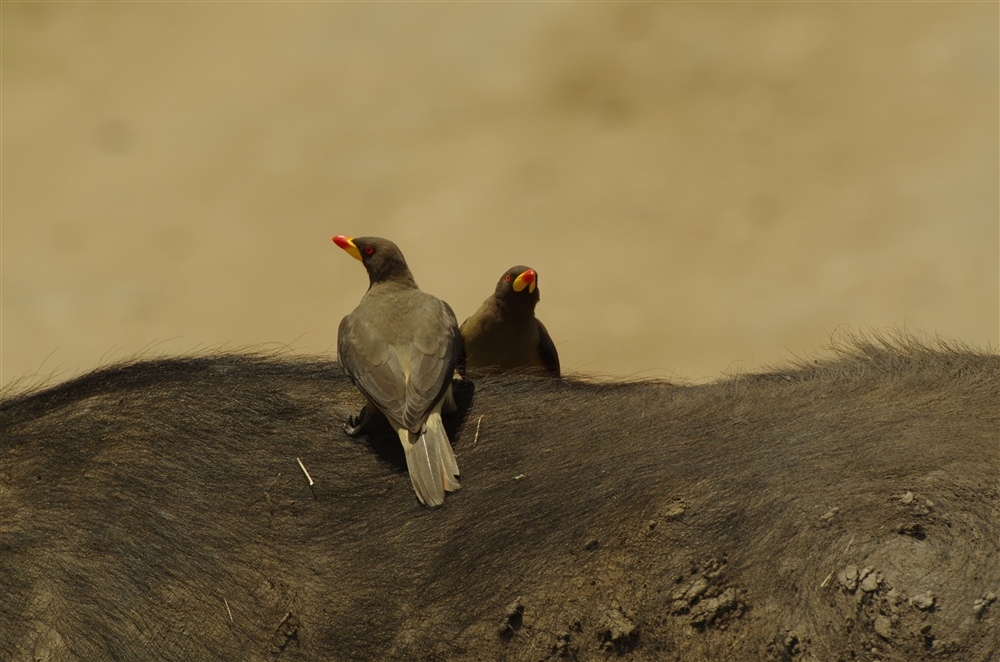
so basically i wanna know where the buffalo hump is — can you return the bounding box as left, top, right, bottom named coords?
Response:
left=1, top=335, right=997, bottom=660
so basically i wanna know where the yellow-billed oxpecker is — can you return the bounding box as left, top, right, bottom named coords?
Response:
left=460, top=266, right=560, bottom=377
left=332, top=235, right=461, bottom=507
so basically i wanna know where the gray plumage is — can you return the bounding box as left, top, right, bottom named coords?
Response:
left=333, top=235, right=461, bottom=507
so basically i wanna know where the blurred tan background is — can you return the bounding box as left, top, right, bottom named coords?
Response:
left=3, top=3, right=997, bottom=388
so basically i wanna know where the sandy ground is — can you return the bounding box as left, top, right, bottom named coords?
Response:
left=2, top=3, right=997, bottom=388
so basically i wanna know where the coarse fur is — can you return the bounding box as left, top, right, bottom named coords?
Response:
left=0, top=333, right=997, bottom=660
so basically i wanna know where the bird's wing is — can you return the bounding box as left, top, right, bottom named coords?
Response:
left=456, top=314, right=474, bottom=378
left=455, top=332, right=469, bottom=378
left=338, top=313, right=409, bottom=424
left=402, top=297, right=461, bottom=430
left=536, top=319, right=561, bottom=378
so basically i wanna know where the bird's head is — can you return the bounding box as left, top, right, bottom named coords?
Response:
left=494, top=265, right=540, bottom=307
left=332, top=235, right=416, bottom=287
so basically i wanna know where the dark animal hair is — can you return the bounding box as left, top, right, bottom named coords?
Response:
left=1, top=333, right=997, bottom=660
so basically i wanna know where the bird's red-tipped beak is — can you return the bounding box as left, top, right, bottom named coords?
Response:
left=512, top=269, right=537, bottom=294
left=332, top=235, right=362, bottom=262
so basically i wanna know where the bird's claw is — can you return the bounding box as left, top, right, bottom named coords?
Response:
left=343, top=406, right=370, bottom=437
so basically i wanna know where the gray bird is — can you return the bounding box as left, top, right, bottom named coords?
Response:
left=460, top=266, right=560, bottom=378
left=333, top=235, right=461, bottom=507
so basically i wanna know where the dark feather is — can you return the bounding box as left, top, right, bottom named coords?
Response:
left=535, top=319, right=561, bottom=378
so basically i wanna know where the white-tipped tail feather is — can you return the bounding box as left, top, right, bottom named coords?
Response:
left=398, top=407, right=460, bottom=507
left=425, top=413, right=460, bottom=484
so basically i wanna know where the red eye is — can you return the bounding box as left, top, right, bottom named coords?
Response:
left=505, top=274, right=511, bottom=282
left=365, top=246, right=374, bottom=255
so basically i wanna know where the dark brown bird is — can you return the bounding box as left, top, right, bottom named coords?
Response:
left=460, top=266, right=560, bottom=377
left=333, top=235, right=461, bottom=507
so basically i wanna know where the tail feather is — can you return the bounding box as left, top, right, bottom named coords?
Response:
left=425, top=413, right=460, bottom=488
left=400, top=428, right=436, bottom=506
left=399, top=411, right=460, bottom=507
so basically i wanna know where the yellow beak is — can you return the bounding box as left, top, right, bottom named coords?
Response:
left=512, top=269, right=537, bottom=294
left=332, top=235, right=362, bottom=262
